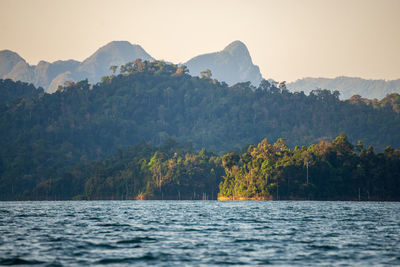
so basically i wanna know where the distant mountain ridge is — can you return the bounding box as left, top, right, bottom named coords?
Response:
left=0, top=41, right=154, bottom=92
left=2, top=41, right=399, bottom=98
left=185, top=40, right=262, bottom=86
left=288, top=76, right=400, bottom=100
left=0, top=40, right=263, bottom=92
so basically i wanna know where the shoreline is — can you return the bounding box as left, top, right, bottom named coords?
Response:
left=217, top=196, right=269, bottom=201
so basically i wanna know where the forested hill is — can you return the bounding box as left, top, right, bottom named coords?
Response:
left=0, top=60, right=400, bottom=199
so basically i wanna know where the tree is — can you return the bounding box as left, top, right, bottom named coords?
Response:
left=278, top=81, right=288, bottom=92
left=200, top=69, right=212, bottom=79
left=174, top=65, right=188, bottom=77
left=134, top=59, right=145, bottom=72
left=259, top=79, right=271, bottom=91
left=222, top=152, right=239, bottom=171
left=332, top=133, right=354, bottom=157
left=109, top=65, right=118, bottom=75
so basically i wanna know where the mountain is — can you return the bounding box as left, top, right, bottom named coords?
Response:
left=288, top=76, right=400, bottom=100
left=0, top=41, right=154, bottom=93
left=33, top=60, right=80, bottom=90
left=5, top=60, right=35, bottom=84
left=1, top=40, right=262, bottom=92
left=185, top=41, right=262, bottom=86
left=77, top=41, right=154, bottom=83
left=0, top=50, right=26, bottom=77
left=47, top=71, right=75, bottom=93
left=2, top=40, right=262, bottom=91
left=3, top=41, right=400, bottom=97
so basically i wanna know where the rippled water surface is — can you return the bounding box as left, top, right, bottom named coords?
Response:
left=1, top=201, right=400, bottom=266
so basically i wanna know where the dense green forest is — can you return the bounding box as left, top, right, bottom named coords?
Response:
left=219, top=134, right=400, bottom=201
left=7, top=135, right=400, bottom=201
left=0, top=60, right=400, bottom=200
left=23, top=138, right=223, bottom=200
left=0, top=79, right=44, bottom=104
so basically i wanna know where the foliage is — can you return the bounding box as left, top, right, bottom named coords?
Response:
left=0, top=79, right=44, bottom=104
left=25, top=139, right=223, bottom=200
left=219, top=133, right=400, bottom=200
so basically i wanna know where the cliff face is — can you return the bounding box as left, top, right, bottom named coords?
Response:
left=0, top=50, right=26, bottom=77
left=185, top=41, right=262, bottom=87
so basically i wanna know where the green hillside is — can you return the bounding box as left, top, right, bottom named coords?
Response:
left=1, top=60, right=400, bottom=199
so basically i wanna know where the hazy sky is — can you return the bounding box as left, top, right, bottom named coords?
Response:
left=1, top=0, right=399, bottom=82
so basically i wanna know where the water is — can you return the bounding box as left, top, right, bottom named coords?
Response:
left=1, top=201, right=400, bottom=266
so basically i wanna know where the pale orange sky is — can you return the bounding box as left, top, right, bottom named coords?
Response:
left=0, top=0, right=399, bottom=82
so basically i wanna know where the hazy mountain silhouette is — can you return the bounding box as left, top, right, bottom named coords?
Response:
left=2, top=41, right=399, bottom=98
left=33, top=60, right=80, bottom=89
left=0, top=50, right=26, bottom=77
left=288, top=76, right=400, bottom=100
left=1, top=40, right=262, bottom=92
left=5, top=60, right=35, bottom=84
left=0, top=41, right=154, bottom=92
left=185, top=40, right=262, bottom=86
left=77, top=41, right=154, bottom=83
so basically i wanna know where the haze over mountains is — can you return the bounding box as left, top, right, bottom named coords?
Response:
left=1, top=40, right=399, bottom=98
left=287, top=77, right=400, bottom=100
left=0, top=41, right=154, bottom=93
left=0, top=40, right=262, bottom=93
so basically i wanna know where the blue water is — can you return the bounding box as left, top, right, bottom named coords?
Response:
left=0, top=201, right=400, bottom=266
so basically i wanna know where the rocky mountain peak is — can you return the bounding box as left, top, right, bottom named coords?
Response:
left=185, top=40, right=262, bottom=86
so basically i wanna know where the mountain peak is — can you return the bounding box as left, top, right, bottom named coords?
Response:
left=78, top=41, right=154, bottom=83
left=88, top=41, right=151, bottom=59
left=185, top=40, right=261, bottom=86
left=222, top=40, right=251, bottom=58
left=223, top=40, right=247, bottom=51
left=99, top=40, right=136, bottom=50
left=0, top=50, right=26, bottom=77
left=0, top=49, right=24, bottom=58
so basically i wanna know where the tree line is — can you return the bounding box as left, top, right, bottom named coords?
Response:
left=219, top=133, right=400, bottom=201
left=14, top=134, right=400, bottom=201
left=23, top=138, right=223, bottom=200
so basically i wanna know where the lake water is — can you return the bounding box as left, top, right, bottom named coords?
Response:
left=1, top=201, right=400, bottom=266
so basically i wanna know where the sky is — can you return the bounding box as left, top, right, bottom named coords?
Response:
left=1, top=0, right=399, bottom=82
